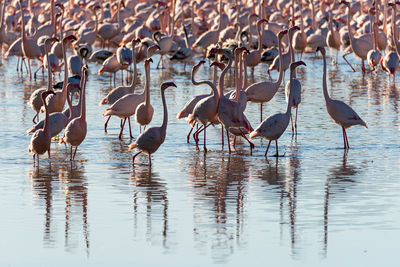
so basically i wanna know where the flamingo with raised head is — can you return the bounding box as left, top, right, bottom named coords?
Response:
left=245, top=30, right=288, bottom=122
left=129, top=82, right=177, bottom=166
left=59, top=66, right=89, bottom=160
left=249, top=61, right=306, bottom=158
left=318, top=47, right=367, bottom=149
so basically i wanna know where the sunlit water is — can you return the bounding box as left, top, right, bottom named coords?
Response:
left=0, top=51, right=399, bottom=266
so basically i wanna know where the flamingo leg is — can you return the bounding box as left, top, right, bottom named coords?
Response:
left=361, top=60, right=366, bottom=75
left=260, top=103, right=263, bottom=122
left=221, top=126, right=224, bottom=147
left=28, top=59, right=32, bottom=80
left=119, top=118, right=127, bottom=140
left=34, top=65, right=43, bottom=80
left=264, top=140, right=272, bottom=158
left=275, top=139, right=279, bottom=157
left=73, top=146, right=78, bottom=160
left=16, top=57, right=20, bottom=72
left=192, top=124, right=204, bottom=146
left=132, top=151, right=142, bottom=165
left=290, top=113, right=294, bottom=134
left=342, top=52, right=356, bottom=72
left=226, top=129, right=231, bottom=153
left=70, top=146, right=72, bottom=161
left=48, top=148, right=51, bottom=159
left=22, top=58, right=29, bottom=73
left=104, top=115, right=111, bottom=132
left=233, top=136, right=237, bottom=148
left=295, top=107, right=298, bottom=135
left=203, top=126, right=207, bottom=152
left=127, top=117, right=133, bottom=139
left=33, top=154, right=35, bottom=166
left=149, top=155, right=152, bottom=166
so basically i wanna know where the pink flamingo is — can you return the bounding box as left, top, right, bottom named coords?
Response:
left=28, top=89, right=56, bottom=165
left=245, top=30, right=288, bottom=122
left=129, top=82, right=177, bottom=166
left=102, top=58, right=152, bottom=140
left=249, top=61, right=306, bottom=158
left=318, top=47, right=367, bottom=149
left=59, top=66, right=88, bottom=160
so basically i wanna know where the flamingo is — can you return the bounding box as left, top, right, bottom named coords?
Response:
left=42, top=35, right=77, bottom=114
left=191, top=0, right=222, bottom=53
left=26, top=83, right=78, bottom=137
left=293, top=0, right=307, bottom=57
left=245, top=19, right=267, bottom=73
left=245, top=29, right=288, bottom=122
left=102, top=58, right=152, bottom=140
left=177, top=60, right=223, bottom=143
left=211, top=48, right=251, bottom=154
left=341, top=1, right=373, bottom=74
left=326, top=0, right=341, bottom=64
left=367, top=22, right=381, bottom=71
left=97, top=0, right=124, bottom=48
left=59, top=66, right=88, bottom=160
left=317, top=46, right=367, bottom=149
left=97, top=54, right=122, bottom=86
left=187, top=61, right=220, bottom=151
left=100, top=39, right=141, bottom=132
left=249, top=61, right=306, bottom=158
left=382, top=2, right=400, bottom=80
left=135, top=59, right=154, bottom=131
left=19, top=0, right=42, bottom=80
left=129, top=82, right=177, bottom=166
left=285, top=25, right=302, bottom=135
left=28, top=89, right=56, bottom=165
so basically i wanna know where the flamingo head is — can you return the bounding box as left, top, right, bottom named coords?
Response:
left=55, top=3, right=64, bottom=11
left=210, top=61, right=225, bottom=70
left=132, top=38, right=141, bottom=46
left=66, top=83, right=81, bottom=95
left=388, top=2, right=395, bottom=7
left=45, top=37, right=59, bottom=46
left=290, top=61, right=306, bottom=71
left=316, top=46, right=326, bottom=55
left=145, top=58, right=153, bottom=65
left=161, top=82, right=177, bottom=91
left=258, top=19, right=268, bottom=25
left=120, top=0, right=125, bottom=8
left=64, top=35, right=77, bottom=43
left=290, top=25, right=300, bottom=33
left=278, top=29, right=288, bottom=40
left=340, top=1, right=350, bottom=6
left=209, top=48, right=220, bottom=55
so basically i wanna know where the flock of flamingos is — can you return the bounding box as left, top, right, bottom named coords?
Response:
left=13, top=0, right=396, bottom=166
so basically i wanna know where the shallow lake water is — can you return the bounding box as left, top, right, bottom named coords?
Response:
left=0, top=51, right=399, bottom=266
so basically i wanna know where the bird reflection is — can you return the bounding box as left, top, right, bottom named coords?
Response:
left=186, top=152, right=249, bottom=263
left=323, top=150, right=358, bottom=257
left=131, top=166, right=168, bottom=247
left=28, top=162, right=89, bottom=254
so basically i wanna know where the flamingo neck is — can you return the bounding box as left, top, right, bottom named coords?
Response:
left=192, top=65, right=217, bottom=95
left=191, top=3, right=195, bottom=37
left=62, top=39, right=68, bottom=93
left=322, top=53, right=331, bottom=103
left=383, top=0, right=388, bottom=34
left=66, top=88, right=73, bottom=119
left=218, top=52, right=232, bottom=100
left=242, top=53, right=248, bottom=89
left=288, top=29, right=296, bottom=78
left=95, top=12, right=98, bottom=33
left=0, top=0, right=6, bottom=27
left=19, top=1, right=26, bottom=42
left=169, top=0, right=176, bottom=37
left=373, top=23, right=378, bottom=50
left=234, top=53, right=240, bottom=102
left=256, top=21, right=264, bottom=52
left=130, top=45, right=137, bottom=90
left=346, top=5, right=354, bottom=47
left=393, top=6, right=398, bottom=50
left=60, top=12, right=64, bottom=40
left=273, top=38, right=284, bottom=87
left=144, top=63, right=150, bottom=105
left=160, top=89, right=168, bottom=133
left=247, top=16, right=253, bottom=47
left=300, top=1, right=304, bottom=32
left=45, top=44, right=52, bottom=92
left=42, top=94, right=50, bottom=134
left=311, top=0, right=316, bottom=31
left=286, top=68, right=296, bottom=115
left=79, top=74, right=86, bottom=121
left=50, top=0, right=55, bottom=37
left=212, top=64, right=217, bottom=85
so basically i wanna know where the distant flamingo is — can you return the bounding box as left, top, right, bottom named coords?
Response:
left=245, top=30, right=288, bottom=122
left=317, top=47, right=367, bottom=149
left=129, top=82, right=177, bottom=166
left=341, top=1, right=373, bottom=74
left=135, top=58, right=154, bottom=131
left=102, top=58, right=151, bottom=140
left=59, top=66, right=88, bottom=160
left=28, top=89, right=56, bottom=165
left=19, top=0, right=42, bottom=80
left=367, top=22, right=382, bottom=71
left=249, top=61, right=306, bottom=158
